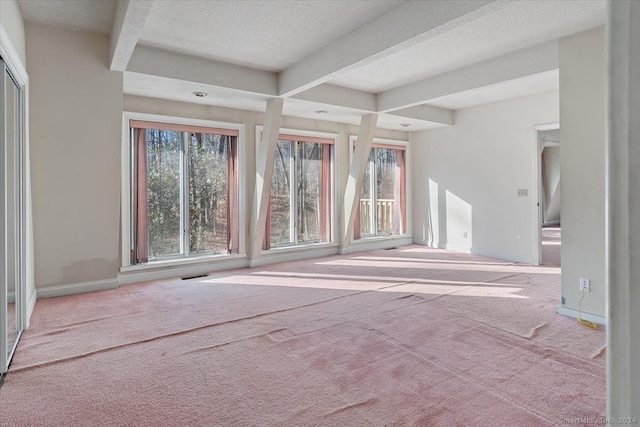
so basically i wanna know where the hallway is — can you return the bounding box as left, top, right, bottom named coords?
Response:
left=542, top=226, right=561, bottom=267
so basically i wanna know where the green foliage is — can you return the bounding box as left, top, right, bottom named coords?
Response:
left=270, top=140, right=323, bottom=246
left=144, top=129, right=231, bottom=259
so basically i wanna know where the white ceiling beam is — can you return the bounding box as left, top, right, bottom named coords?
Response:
left=339, top=114, right=378, bottom=253
left=378, top=40, right=559, bottom=113
left=388, top=104, right=454, bottom=126
left=127, top=46, right=279, bottom=96
left=278, top=0, right=504, bottom=97
left=292, top=84, right=454, bottom=126
left=110, top=0, right=154, bottom=71
left=249, top=98, right=284, bottom=263
left=292, top=84, right=376, bottom=112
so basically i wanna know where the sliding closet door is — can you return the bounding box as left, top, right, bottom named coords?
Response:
left=1, top=57, right=24, bottom=375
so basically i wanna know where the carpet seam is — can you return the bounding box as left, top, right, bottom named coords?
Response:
left=9, top=280, right=422, bottom=373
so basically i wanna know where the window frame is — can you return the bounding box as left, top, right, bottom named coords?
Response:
left=121, top=112, right=245, bottom=269
left=349, top=136, right=410, bottom=241
left=256, top=127, right=337, bottom=251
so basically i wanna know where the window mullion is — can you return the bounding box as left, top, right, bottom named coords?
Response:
left=181, top=132, right=189, bottom=257
left=130, top=128, right=136, bottom=259
left=291, top=142, right=297, bottom=244
left=370, top=152, right=377, bottom=236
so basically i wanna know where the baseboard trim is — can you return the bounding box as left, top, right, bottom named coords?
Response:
left=37, top=279, right=120, bottom=299
left=444, top=243, right=472, bottom=254
left=558, top=306, right=607, bottom=326
left=470, top=248, right=534, bottom=264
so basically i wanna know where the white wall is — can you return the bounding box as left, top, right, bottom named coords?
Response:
left=412, top=91, right=559, bottom=263
left=607, top=0, right=640, bottom=417
left=26, top=23, right=123, bottom=290
left=559, top=27, right=605, bottom=319
left=0, top=0, right=26, bottom=65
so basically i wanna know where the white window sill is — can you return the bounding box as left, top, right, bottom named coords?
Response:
left=353, top=233, right=412, bottom=243
left=120, top=252, right=248, bottom=273
left=263, top=241, right=338, bottom=255
left=249, top=242, right=340, bottom=267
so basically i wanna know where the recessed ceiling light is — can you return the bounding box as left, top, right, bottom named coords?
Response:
left=400, top=123, right=411, bottom=128
left=315, top=110, right=329, bottom=115
left=193, top=91, right=208, bottom=98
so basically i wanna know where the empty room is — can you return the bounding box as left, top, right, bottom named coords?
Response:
left=1, top=0, right=638, bottom=425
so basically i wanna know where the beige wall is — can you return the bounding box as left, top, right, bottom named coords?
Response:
left=20, top=18, right=409, bottom=291
left=0, top=1, right=36, bottom=320
left=27, top=22, right=123, bottom=289
left=0, top=0, right=26, bottom=65
left=559, top=26, right=606, bottom=318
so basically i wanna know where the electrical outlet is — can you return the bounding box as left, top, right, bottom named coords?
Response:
left=463, top=231, right=468, bottom=239
left=579, top=278, right=590, bottom=292
left=517, top=189, right=528, bottom=197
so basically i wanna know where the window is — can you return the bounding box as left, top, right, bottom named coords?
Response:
left=355, top=143, right=407, bottom=239
left=265, top=134, right=333, bottom=248
left=129, top=120, right=239, bottom=264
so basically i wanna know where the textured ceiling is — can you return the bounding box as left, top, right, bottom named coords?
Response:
left=16, top=0, right=606, bottom=131
left=426, top=70, right=560, bottom=110
left=139, top=0, right=405, bottom=71
left=331, top=0, right=605, bottom=92
left=18, top=0, right=116, bottom=35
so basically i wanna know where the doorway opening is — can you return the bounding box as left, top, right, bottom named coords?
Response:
left=537, top=126, right=561, bottom=267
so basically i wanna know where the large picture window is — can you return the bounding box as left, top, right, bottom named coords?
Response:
left=355, top=143, right=406, bottom=239
left=266, top=134, right=332, bottom=248
left=129, top=120, right=239, bottom=264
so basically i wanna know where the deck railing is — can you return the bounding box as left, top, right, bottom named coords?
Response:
left=360, top=198, right=395, bottom=234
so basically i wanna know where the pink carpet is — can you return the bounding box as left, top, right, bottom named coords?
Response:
left=0, top=240, right=605, bottom=426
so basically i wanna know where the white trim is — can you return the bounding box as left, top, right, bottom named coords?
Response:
left=444, top=243, right=472, bottom=254
left=533, top=122, right=560, bottom=132
left=349, top=135, right=410, bottom=149
left=120, top=113, right=130, bottom=269
left=27, top=287, right=36, bottom=327
left=120, top=252, right=247, bottom=273
left=255, top=125, right=339, bottom=251
left=36, top=279, right=120, bottom=299
left=340, top=234, right=413, bottom=254
left=119, top=256, right=250, bottom=285
left=120, top=111, right=246, bottom=269
left=557, top=306, right=607, bottom=326
left=470, top=247, right=534, bottom=265
left=532, top=122, right=560, bottom=266
left=347, top=135, right=412, bottom=242
left=0, top=24, right=27, bottom=86
left=256, top=125, right=339, bottom=142
left=1, top=25, right=31, bottom=369
left=249, top=243, right=339, bottom=268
